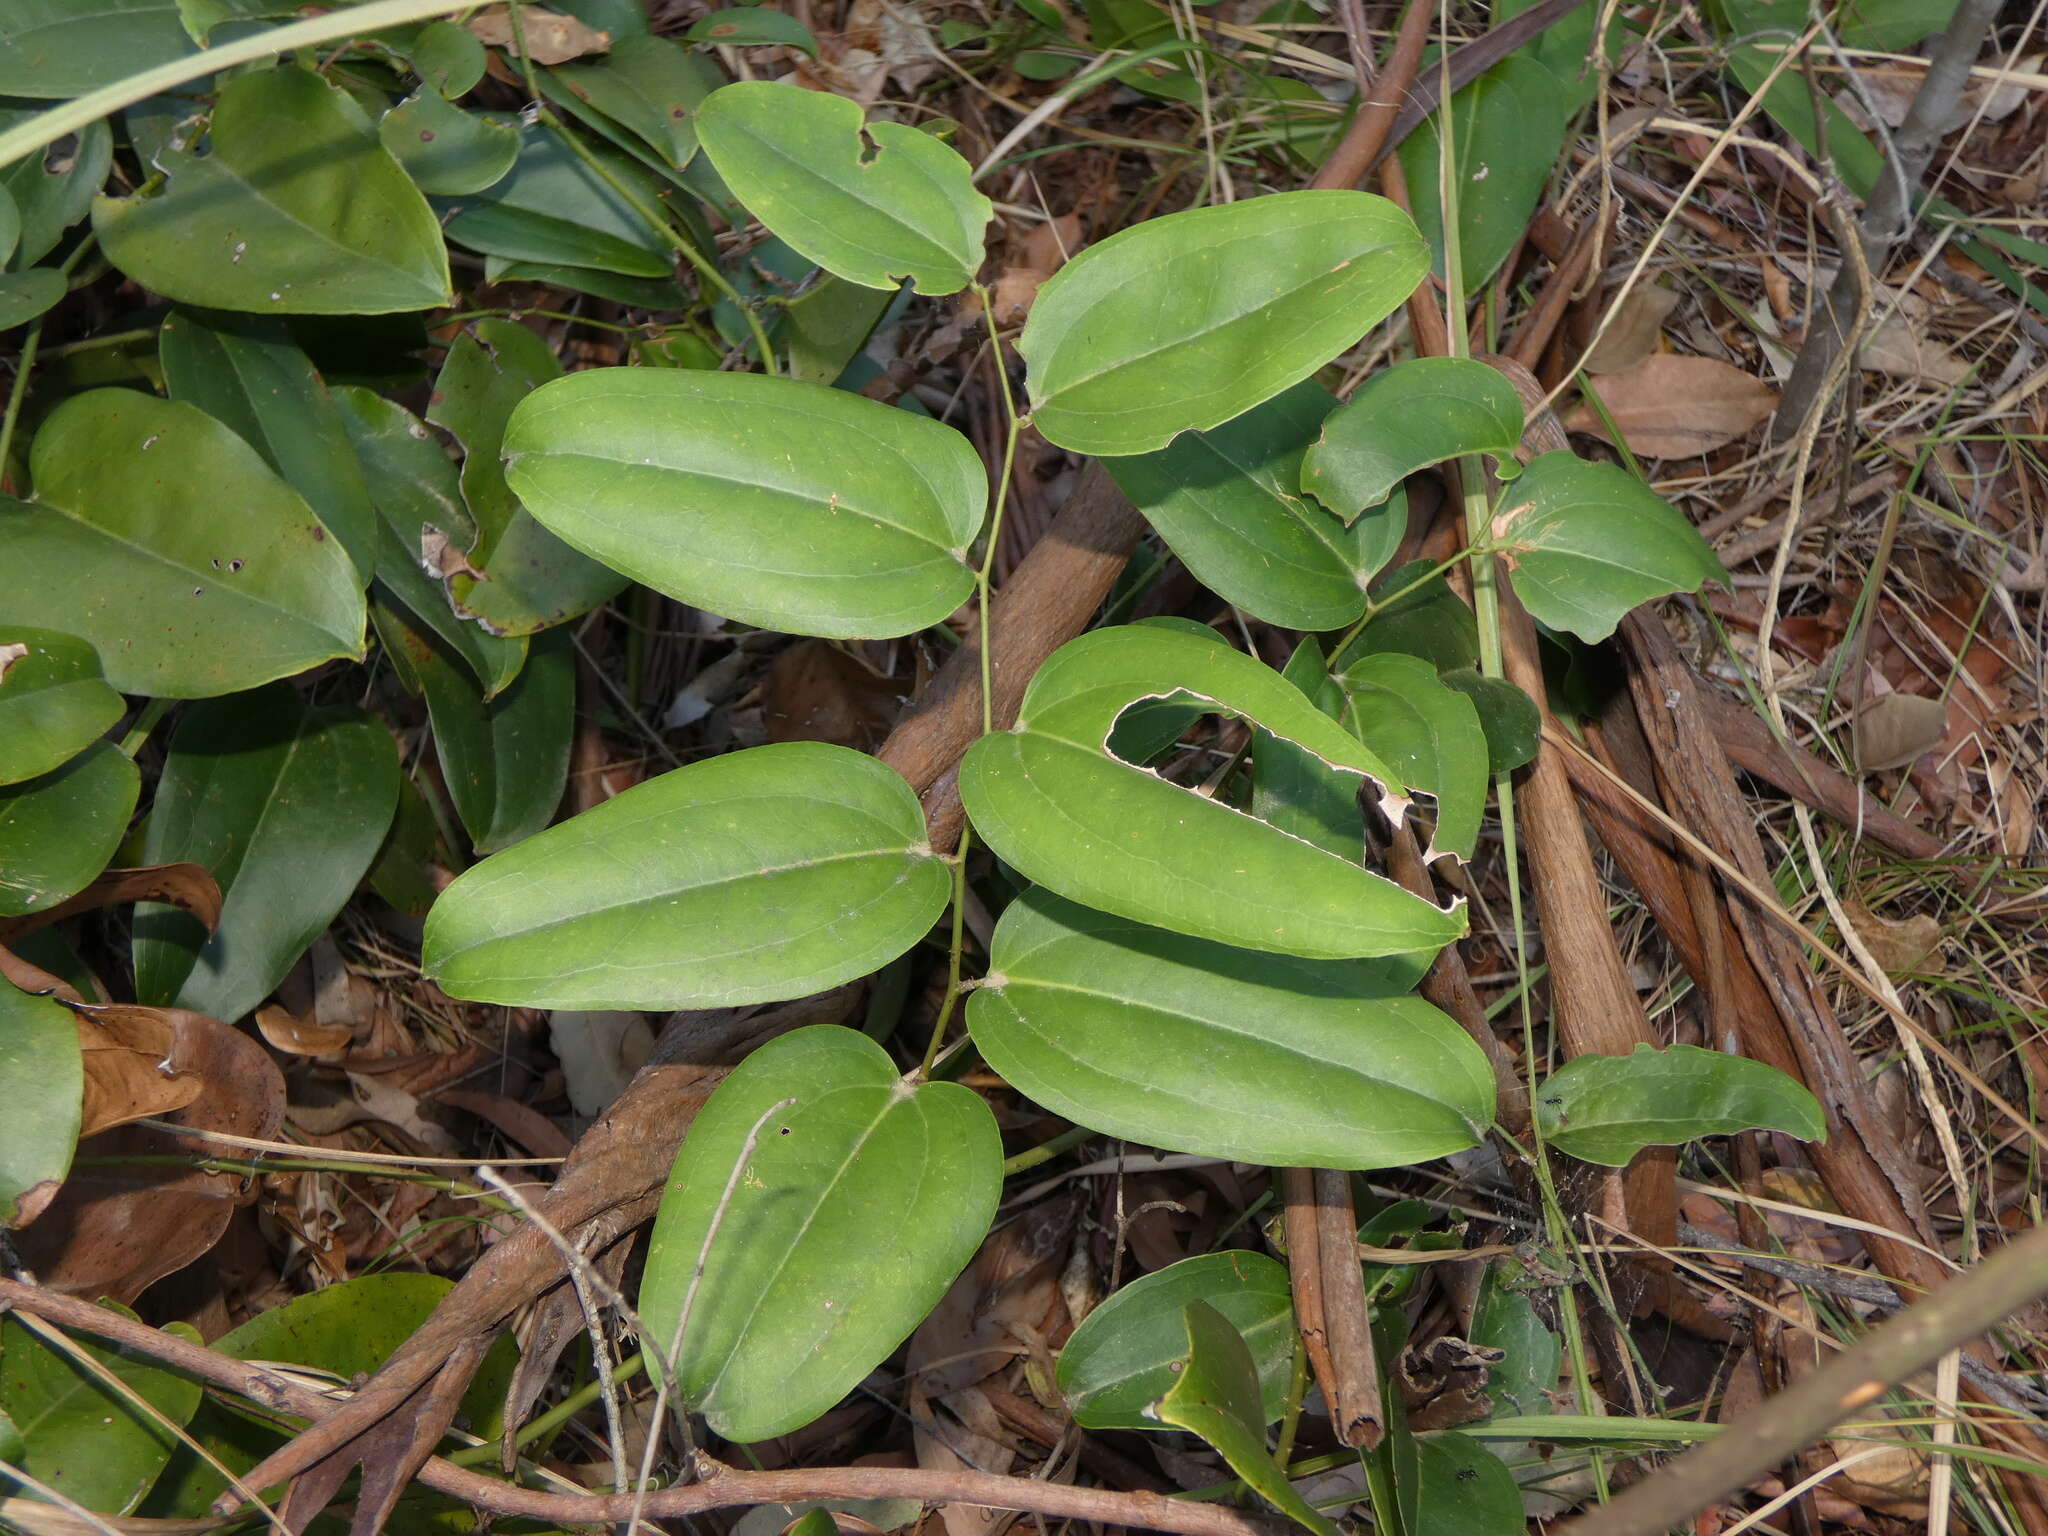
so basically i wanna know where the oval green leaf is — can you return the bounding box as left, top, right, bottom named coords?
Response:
left=1056, top=1251, right=1295, bottom=1430
left=0, top=628, right=122, bottom=787
left=503, top=368, right=984, bottom=638
left=696, top=81, right=988, bottom=294
left=439, top=125, right=672, bottom=278
left=1019, top=190, right=1429, bottom=456
left=1535, top=1043, right=1826, bottom=1166
left=1491, top=451, right=1728, bottom=643
left=0, top=390, right=366, bottom=699
left=94, top=66, right=452, bottom=314
left=0, top=742, right=139, bottom=919
left=1302, top=358, right=1526, bottom=522
left=0, top=980, right=81, bottom=1227
left=685, top=8, right=821, bottom=55
left=1337, top=653, right=1488, bottom=863
left=132, top=685, right=401, bottom=1024
left=958, top=625, right=1463, bottom=959
left=423, top=742, right=951, bottom=1009
left=379, top=90, right=520, bottom=198
left=549, top=35, right=722, bottom=170
left=639, top=1025, right=1001, bottom=1443
left=972, top=888, right=1492, bottom=1166
left=1104, top=380, right=1407, bottom=630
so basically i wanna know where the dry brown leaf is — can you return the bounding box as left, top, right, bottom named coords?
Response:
left=1853, top=692, right=1948, bottom=773
left=254, top=1003, right=354, bottom=1059
left=762, top=640, right=904, bottom=752
left=1582, top=284, right=1680, bottom=374
left=1843, top=900, right=1944, bottom=977
left=1853, top=53, right=2041, bottom=131
left=1566, top=353, right=1778, bottom=457
left=0, top=862, right=222, bottom=942
left=1859, top=314, right=1969, bottom=384
left=465, top=5, right=610, bottom=64
left=72, top=1002, right=205, bottom=1136
left=907, top=1191, right=1076, bottom=1397
left=990, top=215, right=1082, bottom=327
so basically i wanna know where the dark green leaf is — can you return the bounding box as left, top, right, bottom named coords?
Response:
left=0, top=742, right=138, bottom=919
left=550, top=35, right=722, bottom=169
left=685, top=10, right=820, bottom=56
left=1438, top=669, right=1539, bottom=774
left=785, top=274, right=895, bottom=386
left=0, top=0, right=203, bottom=97
left=405, top=19, right=488, bottom=96
left=0, top=628, right=122, bottom=786
left=1411, top=1432, right=1523, bottom=1536
left=1469, top=1259, right=1559, bottom=1421
left=0, top=269, right=65, bottom=330
left=0, top=112, right=110, bottom=268
left=1252, top=636, right=1367, bottom=863
left=0, top=980, right=80, bottom=1227
left=1339, top=562, right=1479, bottom=676
left=1336, top=653, right=1488, bottom=862
left=1301, top=358, right=1525, bottom=522
left=440, top=124, right=674, bottom=278
left=1535, top=1043, right=1827, bottom=1166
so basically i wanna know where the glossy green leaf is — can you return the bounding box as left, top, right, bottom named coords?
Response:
left=959, top=625, right=1462, bottom=958
left=440, top=125, right=673, bottom=278
left=639, top=1025, right=1001, bottom=1442
left=0, top=1308, right=201, bottom=1515
left=1535, top=1043, right=1826, bottom=1166
left=1020, top=190, right=1428, bottom=456
left=378, top=604, right=571, bottom=855
left=696, top=81, right=988, bottom=294
left=550, top=35, right=721, bottom=170
left=424, top=742, right=951, bottom=1009
left=427, top=320, right=628, bottom=638
left=1411, top=1432, right=1523, bottom=1536
left=0, top=629, right=121, bottom=786
left=95, top=66, right=452, bottom=314
left=1301, top=359, right=1524, bottom=522
left=1153, top=1302, right=1337, bottom=1536
left=1491, top=452, right=1727, bottom=643
left=504, top=367, right=983, bottom=637
left=380, top=90, right=520, bottom=197
left=0, top=269, right=65, bottom=330
left=0, top=981, right=80, bottom=1227
left=1251, top=637, right=1369, bottom=864
left=0, top=391, right=365, bottom=698
left=1104, top=381, right=1408, bottom=630
left=1056, top=1252, right=1295, bottom=1430
left=1, top=111, right=110, bottom=269
left=1439, top=668, right=1539, bottom=775
left=132, top=685, right=400, bottom=1023
left=1396, top=53, right=1568, bottom=291
left=160, top=308, right=379, bottom=578
left=685, top=8, right=820, bottom=54
left=1337, top=653, right=1487, bottom=862
left=332, top=386, right=527, bottom=698
left=0, top=743, right=138, bottom=919
left=972, top=888, right=1491, bottom=1166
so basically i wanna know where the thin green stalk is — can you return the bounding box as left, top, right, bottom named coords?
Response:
left=1329, top=546, right=1475, bottom=660
left=447, top=1352, right=649, bottom=1467
left=35, top=326, right=160, bottom=362
left=999, top=1124, right=1092, bottom=1177
left=118, top=697, right=174, bottom=757
left=0, top=318, right=42, bottom=480
left=916, top=822, right=975, bottom=1079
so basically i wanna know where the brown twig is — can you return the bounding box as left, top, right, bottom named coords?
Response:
left=1281, top=1170, right=1385, bottom=1449
left=1308, top=0, right=1433, bottom=192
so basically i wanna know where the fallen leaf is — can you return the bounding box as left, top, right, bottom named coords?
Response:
left=991, top=215, right=1083, bottom=327
left=254, top=1003, right=355, bottom=1059
left=0, top=862, right=222, bottom=942
left=762, top=640, right=904, bottom=752
left=1582, top=284, right=1680, bottom=374
left=548, top=1009, right=654, bottom=1116
left=1567, top=353, right=1779, bottom=457
left=1851, top=53, right=2041, bottom=132
left=1843, top=900, right=1944, bottom=977
left=70, top=1001, right=205, bottom=1136
left=1852, top=692, right=1949, bottom=773
left=465, top=4, right=610, bottom=63
left=1858, top=315, right=1969, bottom=384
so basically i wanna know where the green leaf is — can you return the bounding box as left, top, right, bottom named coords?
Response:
left=549, top=35, right=722, bottom=170
left=1336, top=653, right=1488, bottom=862
left=1438, top=668, right=1539, bottom=775
left=440, top=124, right=674, bottom=278
left=1104, top=381, right=1407, bottom=630
left=1056, top=1252, right=1295, bottom=1430
left=1, top=110, right=110, bottom=269
left=427, top=320, right=628, bottom=638
left=0, top=980, right=81, bottom=1227
left=0, top=269, right=65, bottom=330
left=379, top=90, right=520, bottom=197
left=503, top=367, right=983, bottom=638
left=0, top=1307, right=202, bottom=1514
left=0, top=742, right=139, bottom=919
left=423, top=742, right=951, bottom=1009
left=0, top=390, right=366, bottom=698
left=685, top=10, right=820, bottom=57
left=1837, top=0, right=1959, bottom=49
left=959, top=625, right=1463, bottom=959
left=1019, top=190, right=1428, bottom=456
left=405, top=18, right=489, bottom=95
left=1535, top=1043, right=1826, bottom=1166
left=639, top=1025, right=1001, bottom=1443
left=332, top=386, right=527, bottom=698
left=159, top=308, right=380, bottom=579
left=95, top=66, right=452, bottom=314
left=1469, top=1259, right=1559, bottom=1422
left=1249, top=637, right=1364, bottom=860
left=377, top=604, right=571, bottom=855
left=0, top=184, right=18, bottom=265
left=972, top=888, right=1491, bottom=1167
left=1341, top=561, right=1479, bottom=676
left=1301, top=358, right=1524, bottom=522
left=785, top=274, right=895, bottom=386
left=1491, top=452, right=1727, bottom=643
left=0, top=0, right=203, bottom=97
left=1410, top=1432, right=1523, bottom=1536
left=132, top=685, right=401, bottom=1024
left=696, top=81, right=988, bottom=293
left=1395, top=53, right=1568, bottom=292
left=0, top=629, right=122, bottom=786
left=1153, top=1302, right=1337, bottom=1536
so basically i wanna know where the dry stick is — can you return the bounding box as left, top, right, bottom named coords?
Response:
left=1312, top=1169, right=1385, bottom=1449
left=1772, top=0, right=2006, bottom=439
left=1307, top=0, right=1433, bottom=192
left=1554, top=1219, right=2048, bottom=1536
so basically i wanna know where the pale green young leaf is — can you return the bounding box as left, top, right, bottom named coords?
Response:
left=0, top=741, right=138, bottom=920
left=1301, top=358, right=1524, bottom=523
left=639, top=1026, right=1000, bottom=1442
left=1536, top=1043, right=1826, bottom=1166
left=0, top=629, right=122, bottom=787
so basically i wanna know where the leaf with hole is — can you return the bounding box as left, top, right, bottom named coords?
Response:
left=0, top=980, right=80, bottom=1227
left=0, top=743, right=139, bottom=920
left=0, top=391, right=365, bottom=698
left=639, top=1025, right=1001, bottom=1443
left=94, top=66, right=452, bottom=314
left=132, top=685, right=400, bottom=1025
left=504, top=367, right=984, bottom=638
left=1021, top=190, right=1428, bottom=456
left=960, top=625, right=1462, bottom=959
left=1336, top=653, right=1488, bottom=862
left=1491, top=452, right=1726, bottom=643
left=971, top=888, right=1491, bottom=1167
left=696, top=81, right=986, bottom=293
left=0, top=629, right=121, bottom=787
left=1302, top=358, right=1525, bottom=523
left=1152, top=1302, right=1337, bottom=1536
left=1104, top=381, right=1407, bottom=630
left=423, top=742, right=951, bottom=1009
left=1535, top=1043, right=1826, bottom=1166
left=0, top=109, right=109, bottom=268
left=1056, top=1252, right=1295, bottom=1430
